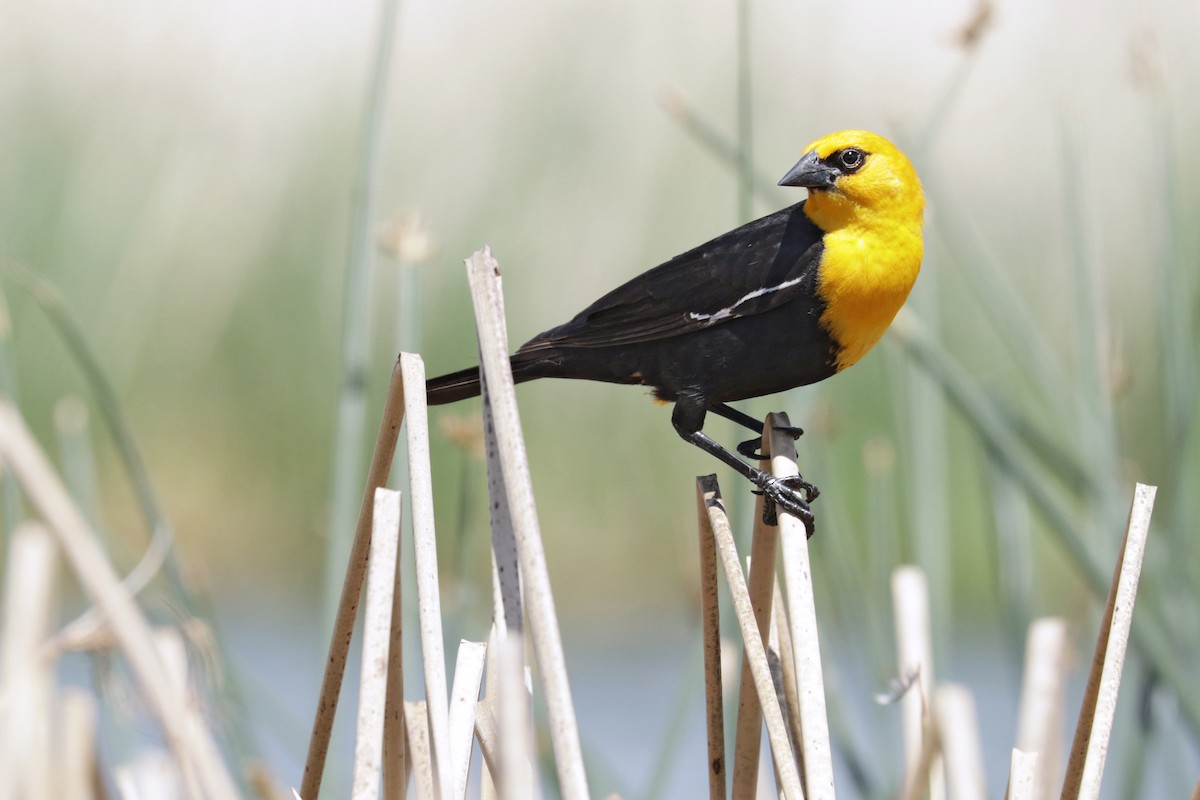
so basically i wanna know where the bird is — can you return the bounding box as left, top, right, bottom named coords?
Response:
left=426, top=130, right=924, bottom=532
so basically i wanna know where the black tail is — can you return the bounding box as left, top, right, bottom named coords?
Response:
left=426, top=358, right=542, bottom=405
left=425, top=365, right=485, bottom=405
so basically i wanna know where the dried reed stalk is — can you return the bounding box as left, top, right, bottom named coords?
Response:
left=152, top=627, right=203, bottom=797
left=696, top=477, right=727, bottom=800
left=0, top=402, right=238, bottom=800
left=58, top=688, right=100, bottom=800
left=479, top=634, right=502, bottom=800
left=465, top=246, right=588, bottom=799
left=0, top=523, right=57, bottom=800
left=892, top=565, right=944, bottom=800
left=479, top=323, right=522, bottom=800
left=1015, top=618, right=1069, bottom=799
left=771, top=582, right=804, bottom=763
left=935, top=685, right=986, bottom=800
left=1061, top=483, right=1157, bottom=800
left=1006, top=749, right=1039, bottom=800
left=765, top=596, right=798, bottom=794
left=470, top=246, right=521, bottom=634
left=400, top=353, right=455, bottom=799
left=731, top=423, right=780, bottom=800
left=480, top=348, right=522, bottom=636
left=767, top=414, right=834, bottom=799
left=302, top=358, right=408, bottom=800
left=496, top=634, right=539, bottom=800
left=474, top=699, right=501, bottom=788
left=698, top=474, right=803, bottom=800
left=897, top=709, right=940, bottom=800
left=383, top=538, right=407, bottom=800
left=351, top=489, right=404, bottom=800
left=405, top=700, right=437, bottom=800
left=115, top=752, right=183, bottom=799
left=448, top=640, right=488, bottom=800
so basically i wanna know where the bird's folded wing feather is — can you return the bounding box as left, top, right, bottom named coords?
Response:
left=517, top=202, right=824, bottom=352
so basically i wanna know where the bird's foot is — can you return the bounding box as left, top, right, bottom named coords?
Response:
left=752, top=472, right=817, bottom=537
left=735, top=425, right=806, bottom=460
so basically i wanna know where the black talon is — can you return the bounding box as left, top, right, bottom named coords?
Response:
left=780, top=473, right=820, bottom=503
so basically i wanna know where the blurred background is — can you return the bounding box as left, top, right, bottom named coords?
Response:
left=3, top=0, right=1199, bottom=796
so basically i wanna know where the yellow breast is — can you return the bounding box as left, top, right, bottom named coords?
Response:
left=815, top=223, right=923, bottom=371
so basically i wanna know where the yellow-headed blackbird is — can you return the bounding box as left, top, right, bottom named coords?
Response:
left=427, top=130, right=924, bottom=530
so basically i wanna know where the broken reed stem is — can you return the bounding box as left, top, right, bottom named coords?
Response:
left=404, top=700, right=437, bottom=800
left=898, top=720, right=941, bottom=800
left=466, top=246, right=588, bottom=799
left=479, top=629, right=504, bottom=800
left=1015, top=618, right=1068, bottom=799
left=1005, top=749, right=1039, bottom=800
left=59, top=688, right=100, bottom=800
left=481, top=349, right=522, bottom=636
left=351, top=489, right=403, bottom=800
left=302, top=357, right=408, bottom=799
left=771, top=581, right=804, bottom=764
left=767, top=413, right=835, bottom=799
left=474, top=698, right=501, bottom=791
left=765, top=596, right=797, bottom=792
left=496, top=634, right=539, bottom=800
left=730, top=422, right=780, bottom=800
left=400, top=353, right=456, bottom=799
left=0, top=523, right=57, bottom=800
left=1062, top=483, right=1157, bottom=800
left=698, top=474, right=804, bottom=800
left=935, top=685, right=987, bottom=800
left=448, top=641, right=488, bottom=800
left=479, top=349, right=522, bottom=800
left=383, top=533, right=407, bottom=800
left=892, top=565, right=943, bottom=800
left=695, top=479, right=727, bottom=800
left=0, top=402, right=239, bottom=800
left=479, top=327, right=521, bottom=799
left=153, top=628, right=205, bottom=798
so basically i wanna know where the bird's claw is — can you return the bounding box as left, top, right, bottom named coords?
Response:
left=786, top=473, right=820, bottom=503
left=752, top=473, right=817, bottom=537
left=736, top=425, right=807, bottom=460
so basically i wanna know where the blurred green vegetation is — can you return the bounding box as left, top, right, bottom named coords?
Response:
left=4, top=0, right=1200, bottom=793
left=4, top=0, right=1199, bottom=651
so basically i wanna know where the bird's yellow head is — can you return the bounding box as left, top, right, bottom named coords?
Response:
left=779, top=130, right=923, bottom=233
left=780, top=131, right=925, bottom=371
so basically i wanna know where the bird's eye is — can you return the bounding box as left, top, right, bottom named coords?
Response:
left=837, top=148, right=865, bottom=172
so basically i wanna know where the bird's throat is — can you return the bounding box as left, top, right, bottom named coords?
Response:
left=814, top=224, right=923, bottom=371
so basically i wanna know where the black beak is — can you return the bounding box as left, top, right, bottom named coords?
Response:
left=778, top=151, right=838, bottom=189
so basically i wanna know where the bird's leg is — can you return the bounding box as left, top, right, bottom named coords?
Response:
left=685, top=430, right=815, bottom=535
left=709, top=402, right=765, bottom=434
left=673, top=399, right=815, bottom=535
left=709, top=402, right=807, bottom=461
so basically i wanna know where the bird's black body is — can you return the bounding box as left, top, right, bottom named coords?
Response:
left=428, top=130, right=926, bottom=532
left=428, top=202, right=835, bottom=417
left=427, top=201, right=834, bottom=530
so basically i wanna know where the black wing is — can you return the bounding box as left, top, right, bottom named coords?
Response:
left=517, top=202, right=824, bottom=353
